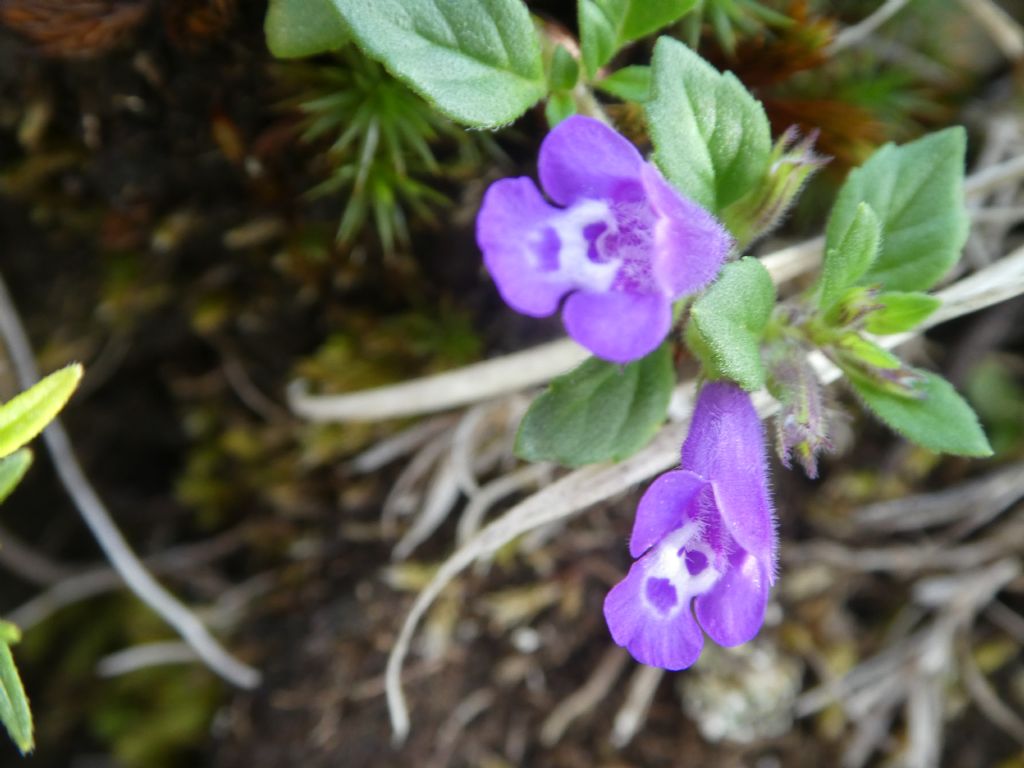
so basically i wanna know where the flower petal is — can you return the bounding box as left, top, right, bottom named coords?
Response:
left=604, top=557, right=705, bottom=670
left=641, top=164, right=732, bottom=297
left=538, top=115, right=644, bottom=207
left=630, top=469, right=706, bottom=558
left=694, top=549, right=769, bottom=647
left=562, top=290, right=670, bottom=363
left=682, top=382, right=776, bottom=567
left=477, top=177, right=574, bottom=316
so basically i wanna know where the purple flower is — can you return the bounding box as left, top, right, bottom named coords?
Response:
left=476, top=116, right=731, bottom=363
left=604, top=382, right=777, bottom=669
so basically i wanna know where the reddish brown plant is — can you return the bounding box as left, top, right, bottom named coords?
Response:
left=0, top=0, right=149, bottom=58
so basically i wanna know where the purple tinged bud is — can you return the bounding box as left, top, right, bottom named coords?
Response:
left=823, top=285, right=883, bottom=328
left=476, top=116, right=731, bottom=364
left=765, top=346, right=835, bottom=479
left=722, top=127, right=828, bottom=249
left=603, top=382, right=777, bottom=670
left=831, top=333, right=927, bottom=399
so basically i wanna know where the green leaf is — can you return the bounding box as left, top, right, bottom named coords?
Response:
left=0, top=450, right=31, bottom=505
left=864, top=292, right=941, bottom=335
left=719, top=128, right=824, bottom=250
left=0, top=626, right=33, bottom=754
left=849, top=368, right=992, bottom=457
left=0, top=623, right=18, bottom=646
left=0, top=364, right=82, bottom=460
left=819, top=202, right=881, bottom=310
left=596, top=65, right=651, bottom=102
left=580, top=0, right=698, bottom=78
left=515, top=345, right=675, bottom=467
left=328, top=0, right=546, bottom=128
left=688, top=258, right=775, bottom=391
left=825, top=127, right=969, bottom=292
left=836, top=333, right=903, bottom=370
left=616, top=0, right=698, bottom=40
left=548, top=45, right=579, bottom=91
left=544, top=91, right=577, bottom=127
left=832, top=333, right=925, bottom=398
left=646, top=37, right=771, bottom=214
left=265, top=0, right=350, bottom=58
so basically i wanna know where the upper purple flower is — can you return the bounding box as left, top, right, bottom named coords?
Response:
left=604, top=382, right=777, bottom=669
left=476, top=116, right=731, bottom=363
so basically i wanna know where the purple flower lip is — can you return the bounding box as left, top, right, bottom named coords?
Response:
left=604, top=382, right=777, bottom=670
left=476, top=115, right=731, bottom=364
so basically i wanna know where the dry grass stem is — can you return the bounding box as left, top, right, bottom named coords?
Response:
left=351, top=415, right=459, bottom=474
left=96, top=641, right=198, bottom=678
left=8, top=529, right=244, bottom=630
left=854, top=461, right=1024, bottom=532
left=382, top=432, right=453, bottom=525
left=431, top=688, right=496, bottom=768
left=798, top=558, right=1020, bottom=765
left=959, top=636, right=1024, bottom=747
left=985, top=600, right=1024, bottom=643
left=540, top=646, right=629, bottom=746
left=787, top=509, right=1024, bottom=574
left=392, top=454, right=461, bottom=561
left=288, top=339, right=590, bottom=422
left=827, top=0, right=914, bottom=55
left=457, top=463, right=555, bottom=545
left=610, top=664, right=665, bottom=748
left=964, top=153, right=1024, bottom=199
left=0, top=522, right=73, bottom=585
left=958, top=0, right=1024, bottom=60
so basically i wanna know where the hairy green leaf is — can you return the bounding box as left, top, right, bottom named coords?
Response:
left=544, top=91, right=577, bottom=127
left=265, top=0, right=349, bottom=58
left=548, top=45, right=579, bottom=91
left=580, top=0, right=697, bottom=78
left=826, top=128, right=969, bottom=292
left=596, top=65, right=651, bottom=102
left=515, top=346, right=675, bottom=467
left=0, top=625, right=32, bottom=754
left=0, top=364, right=82, bottom=460
left=646, top=37, right=771, bottom=214
left=688, top=258, right=775, bottom=391
left=819, top=202, right=881, bottom=310
left=0, top=450, right=31, bottom=506
left=864, top=291, right=941, bottom=335
left=329, top=0, right=546, bottom=128
left=836, top=333, right=904, bottom=370
left=849, top=368, right=992, bottom=457
left=833, top=333, right=924, bottom=398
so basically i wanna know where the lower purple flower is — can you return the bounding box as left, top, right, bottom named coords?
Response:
left=476, top=115, right=731, bottom=364
left=604, top=382, right=777, bottom=669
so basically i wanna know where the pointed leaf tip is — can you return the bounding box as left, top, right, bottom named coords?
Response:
left=0, top=364, right=83, bottom=459
left=849, top=368, right=992, bottom=457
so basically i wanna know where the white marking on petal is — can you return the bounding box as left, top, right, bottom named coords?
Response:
left=529, top=200, right=620, bottom=293
left=641, top=521, right=723, bottom=619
